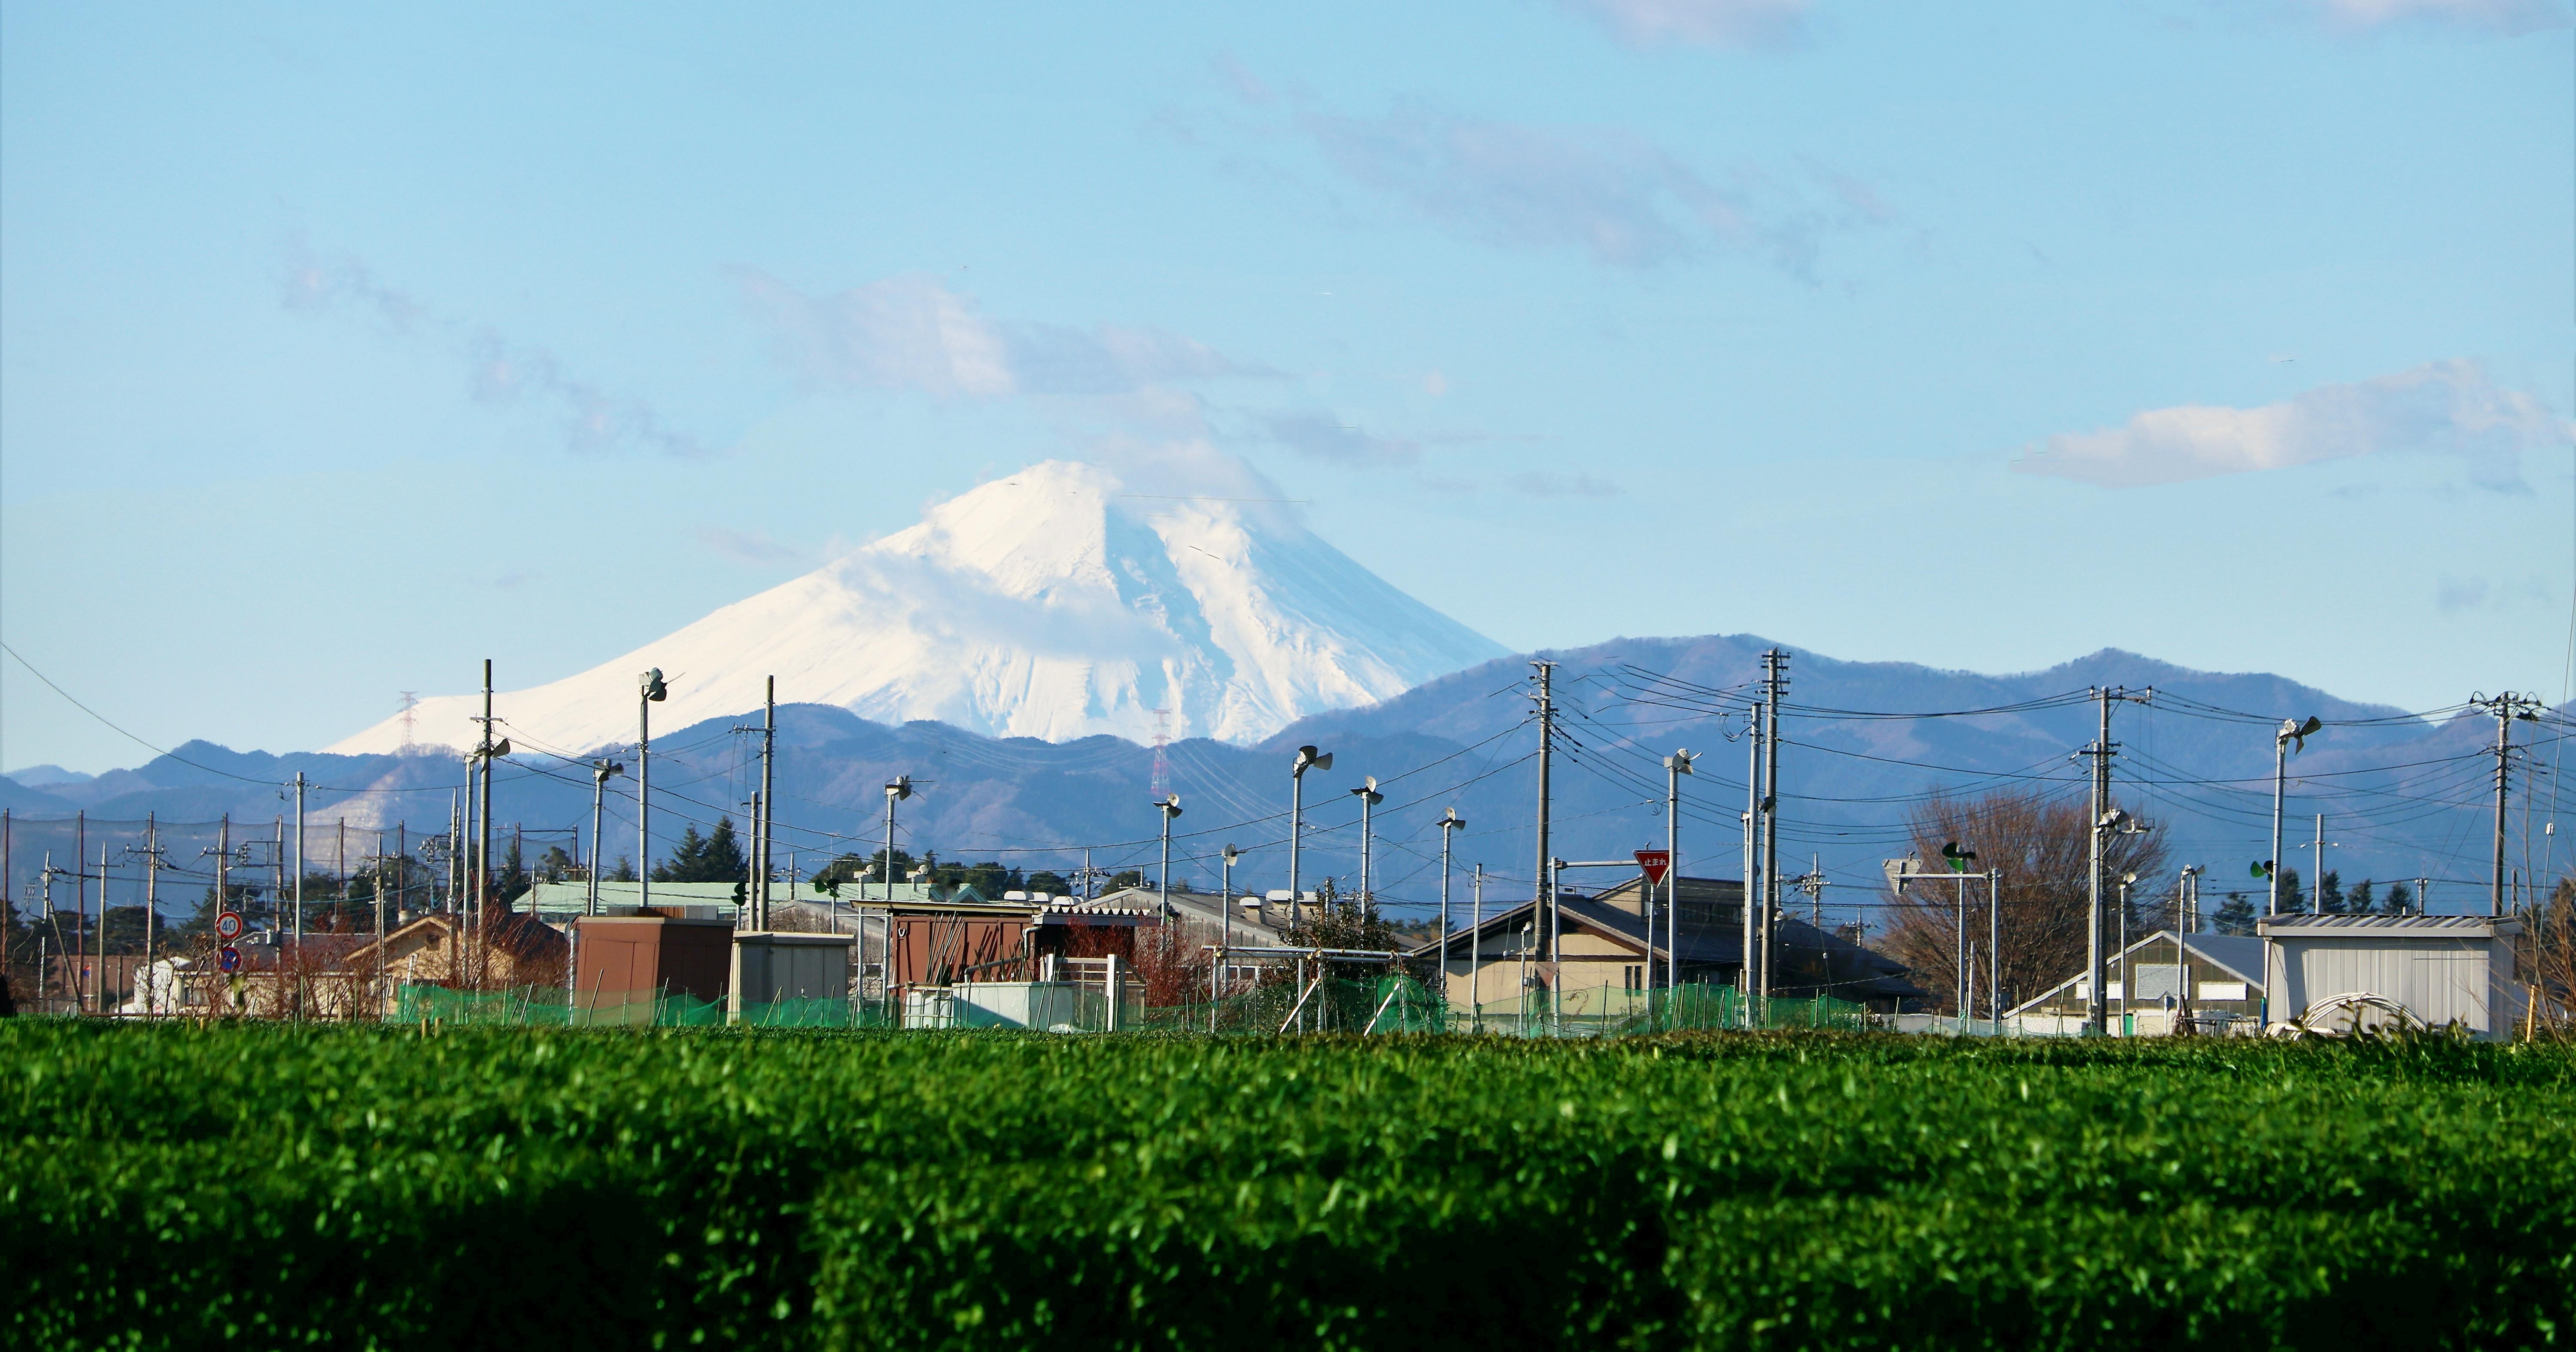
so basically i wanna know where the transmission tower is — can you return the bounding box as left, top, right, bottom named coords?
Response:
left=398, top=691, right=419, bottom=751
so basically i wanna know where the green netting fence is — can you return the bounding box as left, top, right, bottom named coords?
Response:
left=386, top=978, right=1867, bottom=1036
left=389, top=984, right=895, bottom=1029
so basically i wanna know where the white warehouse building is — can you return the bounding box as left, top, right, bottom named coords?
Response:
left=2257, top=913, right=2533, bottom=1040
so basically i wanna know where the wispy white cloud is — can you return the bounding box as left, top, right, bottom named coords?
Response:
left=280, top=240, right=707, bottom=458
left=699, top=527, right=809, bottom=568
left=734, top=271, right=1260, bottom=398
left=1558, top=0, right=1814, bottom=48
left=1255, top=94, right=1886, bottom=274
left=1256, top=411, right=1422, bottom=467
left=1509, top=470, right=1625, bottom=497
left=2296, top=0, right=2568, bottom=35
left=2012, top=360, right=2569, bottom=490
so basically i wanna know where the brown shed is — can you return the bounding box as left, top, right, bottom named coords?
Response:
left=573, top=914, right=736, bottom=1020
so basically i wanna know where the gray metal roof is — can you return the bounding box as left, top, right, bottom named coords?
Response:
left=2257, top=913, right=2520, bottom=938
left=2008, top=929, right=2265, bottom=1015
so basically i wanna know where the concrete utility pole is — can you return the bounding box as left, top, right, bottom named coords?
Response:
left=2312, top=815, right=2327, bottom=914
left=1759, top=650, right=1786, bottom=1006
left=293, top=772, right=306, bottom=953
left=1741, top=705, right=1759, bottom=1008
left=2081, top=686, right=2152, bottom=1037
left=2470, top=693, right=2543, bottom=916
left=143, top=815, right=160, bottom=984
left=759, top=676, right=776, bottom=930
left=1470, top=863, right=1485, bottom=1032
left=1663, top=749, right=1695, bottom=994
left=1437, top=808, right=1465, bottom=967
left=477, top=659, right=498, bottom=941
left=1532, top=660, right=1555, bottom=971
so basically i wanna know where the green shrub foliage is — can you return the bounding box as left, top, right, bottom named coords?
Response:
left=6, top=1024, right=2572, bottom=1349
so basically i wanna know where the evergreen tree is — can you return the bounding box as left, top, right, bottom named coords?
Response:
left=2213, top=890, right=2257, bottom=936
left=2346, top=878, right=2375, bottom=914
left=1024, top=870, right=1071, bottom=896
left=2274, top=866, right=2302, bottom=912
left=652, top=817, right=748, bottom=884
left=2317, top=870, right=2345, bottom=914
left=2384, top=881, right=2413, bottom=915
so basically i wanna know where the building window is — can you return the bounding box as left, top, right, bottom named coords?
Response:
left=1623, top=965, right=1642, bottom=992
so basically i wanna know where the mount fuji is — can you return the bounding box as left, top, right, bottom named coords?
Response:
left=328, top=461, right=1506, bottom=757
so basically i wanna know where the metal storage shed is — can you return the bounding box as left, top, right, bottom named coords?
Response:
left=2257, top=913, right=2530, bottom=1040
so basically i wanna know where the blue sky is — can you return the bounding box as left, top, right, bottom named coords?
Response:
left=2, top=0, right=2570, bottom=773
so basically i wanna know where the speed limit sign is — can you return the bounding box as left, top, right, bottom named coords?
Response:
left=215, top=911, right=245, bottom=941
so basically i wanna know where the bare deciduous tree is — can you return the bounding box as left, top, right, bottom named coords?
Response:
left=1878, top=787, right=2166, bottom=1013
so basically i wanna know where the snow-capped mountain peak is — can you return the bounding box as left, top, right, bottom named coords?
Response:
left=328, top=460, right=1504, bottom=755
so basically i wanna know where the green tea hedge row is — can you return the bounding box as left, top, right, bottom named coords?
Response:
left=6, top=1024, right=2571, bottom=1349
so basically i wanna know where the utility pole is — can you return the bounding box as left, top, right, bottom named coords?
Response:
left=1532, top=660, right=1555, bottom=975
left=476, top=659, right=498, bottom=944
left=216, top=816, right=231, bottom=1016
left=1741, top=705, right=1759, bottom=1010
left=143, top=814, right=159, bottom=991
left=293, top=772, right=306, bottom=954
left=1759, top=650, right=1786, bottom=1006
left=2471, top=693, right=2543, bottom=916
left=1664, top=749, right=1694, bottom=995
left=759, top=675, right=776, bottom=930
left=1470, top=864, right=1485, bottom=1033
left=2312, top=815, right=2326, bottom=914
left=2080, top=686, right=2151, bottom=1037
left=1437, top=808, right=1465, bottom=971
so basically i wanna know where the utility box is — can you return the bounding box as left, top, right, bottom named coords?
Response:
left=730, top=932, right=855, bottom=1021
left=572, top=914, right=736, bottom=1024
left=2259, top=914, right=2530, bottom=1039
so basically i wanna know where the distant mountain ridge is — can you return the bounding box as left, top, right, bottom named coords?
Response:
left=9, top=634, right=2524, bottom=926
left=325, top=461, right=1506, bottom=757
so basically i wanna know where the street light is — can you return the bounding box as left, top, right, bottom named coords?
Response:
left=638, top=668, right=668, bottom=915
left=1215, top=842, right=1240, bottom=1022
left=587, top=760, right=625, bottom=917
left=1661, top=750, right=1695, bottom=994
left=882, top=775, right=914, bottom=902
left=1349, top=778, right=1383, bottom=916
left=2266, top=716, right=2321, bottom=918
left=1288, top=745, right=1332, bottom=910
left=1156, top=795, right=1184, bottom=918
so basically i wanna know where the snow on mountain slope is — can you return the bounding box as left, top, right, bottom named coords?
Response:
left=328, top=461, right=1506, bottom=755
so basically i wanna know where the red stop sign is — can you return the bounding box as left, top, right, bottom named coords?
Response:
left=1634, top=850, right=1671, bottom=885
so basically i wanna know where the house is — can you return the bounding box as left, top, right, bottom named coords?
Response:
left=1410, top=875, right=1923, bottom=1019
left=2257, top=913, right=2532, bottom=1039
left=343, top=911, right=570, bottom=1016
left=2008, top=930, right=2266, bottom=1036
